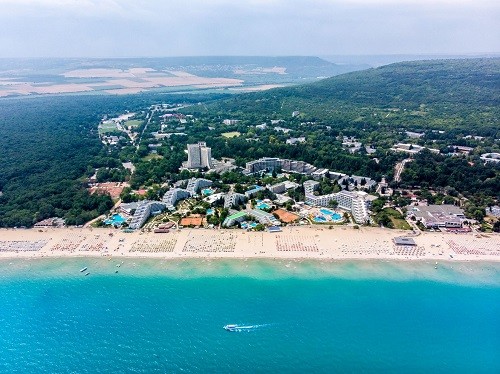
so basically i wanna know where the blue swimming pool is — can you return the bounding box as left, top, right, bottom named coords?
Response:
left=313, top=216, right=327, bottom=222
left=256, top=202, right=270, bottom=210
left=319, top=208, right=342, bottom=221
left=202, top=189, right=213, bottom=196
left=320, top=208, right=335, bottom=215
left=206, top=209, right=214, bottom=215
left=331, top=213, right=342, bottom=221
left=104, top=214, right=126, bottom=226
left=241, top=221, right=258, bottom=229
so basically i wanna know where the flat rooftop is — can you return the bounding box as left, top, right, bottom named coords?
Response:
left=393, top=237, right=417, bottom=246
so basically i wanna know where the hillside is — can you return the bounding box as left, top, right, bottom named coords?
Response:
left=204, top=58, right=500, bottom=135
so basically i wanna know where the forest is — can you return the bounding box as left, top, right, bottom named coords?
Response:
left=0, top=93, right=227, bottom=227
left=201, top=58, right=500, bottom=137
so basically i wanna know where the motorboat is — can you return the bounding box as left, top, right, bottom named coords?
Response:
left=80, top=267, right=88, bottom=272
left=223, top=324, right=238, bottom=331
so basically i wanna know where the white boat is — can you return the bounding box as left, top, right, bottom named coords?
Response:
left=223, top=324, right=238, bottom=331
left=80, top=267, right=88, bottom=272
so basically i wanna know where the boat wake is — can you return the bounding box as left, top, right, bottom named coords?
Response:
left=223, top=324, right=270, bottom=332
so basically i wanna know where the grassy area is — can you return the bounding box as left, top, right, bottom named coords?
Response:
left=222, top=131, right=241, bottom=138
left=142, top=154, right=163, bottom=161
left=390, top=217, right=412, bottom=230
left=98, top=122, right=118, bottom=134
left=375, top=207, right=412, bottom=230
left=384, top=208, right=412, bottom=230
left=124, top=119, right=143, bottom=128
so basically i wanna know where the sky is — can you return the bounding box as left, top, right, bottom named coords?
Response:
left=0, top=0, right=498, bottom=58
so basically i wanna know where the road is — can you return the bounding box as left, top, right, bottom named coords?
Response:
left=394, top=158, right=412, bottom=182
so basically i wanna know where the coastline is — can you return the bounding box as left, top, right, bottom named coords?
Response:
left=0, top=225, right=498, bottom=263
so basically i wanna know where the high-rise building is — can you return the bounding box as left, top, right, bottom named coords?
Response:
left=186, top=142, right=214, bottom=169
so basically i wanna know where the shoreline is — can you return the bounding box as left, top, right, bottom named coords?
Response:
left=0, top=226, right=498, bottom=263
left=1, top=256, right=499, bottom=287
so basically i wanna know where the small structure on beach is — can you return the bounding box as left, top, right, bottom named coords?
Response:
left=393, top=237, right=417, bottom=246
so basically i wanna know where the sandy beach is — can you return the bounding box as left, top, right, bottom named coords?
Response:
left=0, top=226, right=498, bottom=262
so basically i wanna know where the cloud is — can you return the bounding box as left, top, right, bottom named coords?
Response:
left=0, top=0, right=498, bottom=57
left=0, top=0, right=127, bottom=17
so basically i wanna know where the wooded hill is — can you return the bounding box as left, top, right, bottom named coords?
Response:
left=203, top=58, right=500, bottom=136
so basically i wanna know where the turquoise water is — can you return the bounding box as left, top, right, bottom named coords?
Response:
left=319, top=208, right=342, bottom=221
left=104, top=214, right=126, bottom=226
left=241, top=221, right=258, bottom=229
left=314, top=216, right=327, bottom=222
left=202, top=189, right=213, bottom=196
left=206, top=208, right=214, bottom=215
left=320, top=208, right=335, bottom=215
left=0, top=259, right=499, bottom=373
left=256, top=202, right=270, bottom=210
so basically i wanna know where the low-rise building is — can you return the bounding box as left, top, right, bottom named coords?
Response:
left=487, top=205, right=500, bottom=217
left=391, top=143, right=439, bottom=154
left=223, top=119, right=239, bottom=125
left=274, top=126, right=291, bottom=133
left=406, top=205, right=465, bottom=228
left=339, top=175, right=377, bottom=191
left=312, top=168, right=329, bottom=180
left=480, top=153, right=500, bottom=164
left=268, top=181, right=299, bottom=194
left=245, top=185, right=264, bottom=198
left=451, top=146, right=474, bottom=154
left=222, top=211, right=248, bottom=227
left=342, top=136, right=362, bottom=153
left=247, top=209, right=280, bottom=226
left=286, top=137, right=306, bottom=145
left=405, top=131, right=425, bottom=139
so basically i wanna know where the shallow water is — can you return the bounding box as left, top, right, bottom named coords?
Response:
left=0, top=259, right=499, bottom=373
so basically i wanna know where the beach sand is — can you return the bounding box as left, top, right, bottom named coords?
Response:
left=0, top=226, right=498, bottom=263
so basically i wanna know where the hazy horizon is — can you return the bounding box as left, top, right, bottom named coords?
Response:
left=0, top=0, right=498, bottom=58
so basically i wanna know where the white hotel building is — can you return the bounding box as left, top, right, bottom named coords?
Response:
left=186, top=142, right=214, bottom=169
left=305, top=188, right=372, bottom=224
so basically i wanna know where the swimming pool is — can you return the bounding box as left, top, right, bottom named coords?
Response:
left=313, top=216, right=327, bottom=222
left=241, top=221, right=258, bottom=229
left=202, top=189, right=213, bottom=196
left=256, top=202, right=270, bottom=210
left=320, top=208, right=335, bottom=215
left=104, top=214, right=126, bottom=226
left=319, top=208, right=342, bottom=221
left=331, top=213, right=342, bottom=221
left=206, top=209, right=214, bottom=215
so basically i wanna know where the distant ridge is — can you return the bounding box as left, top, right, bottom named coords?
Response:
left=205, top=57, right=500, bottom=132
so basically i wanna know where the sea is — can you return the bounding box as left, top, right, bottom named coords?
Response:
left=0, top=258, right=499, bottom=373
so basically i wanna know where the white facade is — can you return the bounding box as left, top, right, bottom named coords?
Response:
left=162, top=188, right=191, bottom=210
left=129, top=200, right=166, bottom=230
left=186, top=142, right=214, bottom=169
left=224, top=192, right=246, bottom=209
left=304, top=189, right=372, bottom=224
left=303, top=180, right=320, bottom=194
left=244, top=157, right=317, bottom=175
left=186, top=178, right=212, bottom=195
